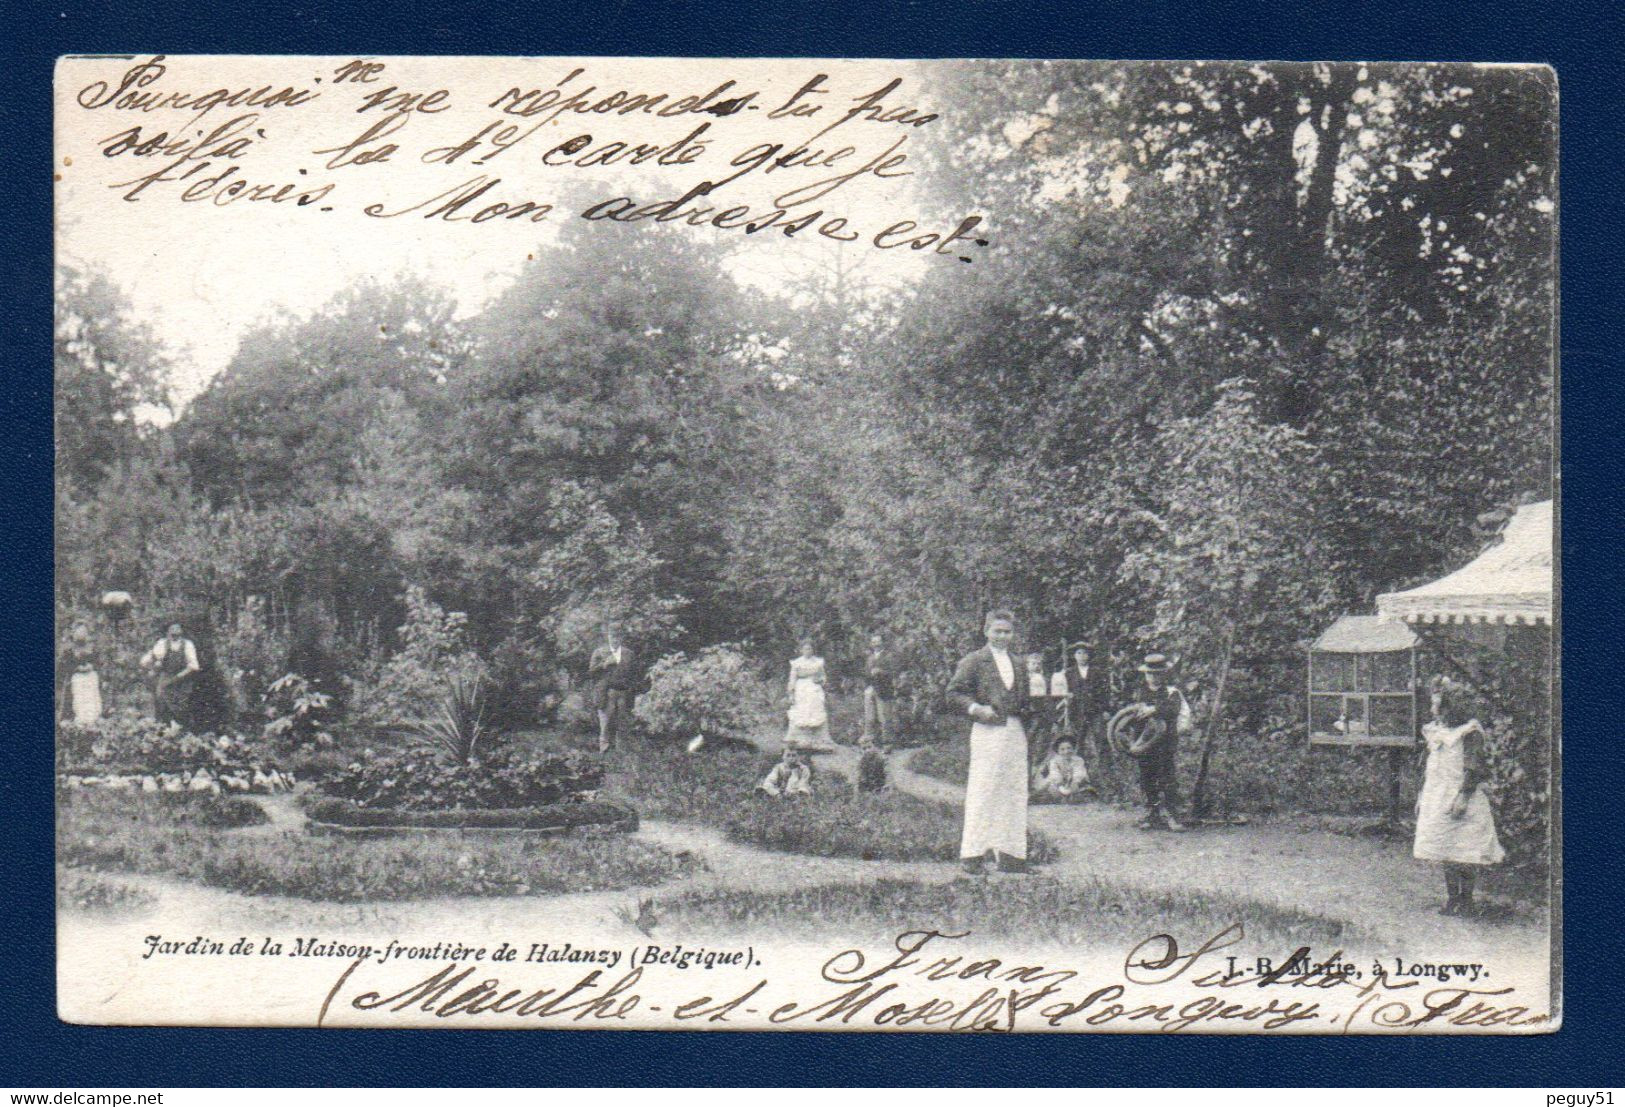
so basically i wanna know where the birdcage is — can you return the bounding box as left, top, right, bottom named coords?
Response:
left=1307, top=615, right=1419, bottom=747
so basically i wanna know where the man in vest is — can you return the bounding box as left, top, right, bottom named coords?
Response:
left=140, top=621, right=200, bottom=728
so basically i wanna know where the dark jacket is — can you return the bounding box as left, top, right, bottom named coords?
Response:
left=589, top=645, right=638, bottom=692
left=946, top=646, right=1033, bottom=727
left=865, top=649, right=897, bottom=699
left=1067, top=660, right=1108, bottom=717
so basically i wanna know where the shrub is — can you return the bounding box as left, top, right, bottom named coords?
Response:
left=262, top=672, right=335, bottom=750
left=486, top=632, right=564, bottom=728
left=350, top=585, right=488, bottom=732
left=634, top=644, right=767, bottom=741
left=1483, top=714, right=1550, bottom=871
left=218, top=594, right=284, bottom=724
left=319, top=747, right=603, bottom=811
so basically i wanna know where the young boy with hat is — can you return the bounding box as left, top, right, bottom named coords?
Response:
left=1129, top=652, right=1193, bottom=831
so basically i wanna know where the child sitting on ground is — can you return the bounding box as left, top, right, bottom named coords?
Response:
left=855, top=737, right=888, bottom=794
left=757, top=747, right=813, bottom=798
left=1031, top=736, right=1091, bottom=803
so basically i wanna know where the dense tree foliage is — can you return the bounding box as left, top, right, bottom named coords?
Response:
left=56, top=63, right=1553, bottom=825
left=54, top=266, right=171, bottom=492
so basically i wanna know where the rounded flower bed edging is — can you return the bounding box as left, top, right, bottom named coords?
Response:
left=301, top=796, right=639, bottom=836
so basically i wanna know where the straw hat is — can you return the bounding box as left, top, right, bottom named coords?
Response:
left=1136, top=652, right=1173, bottom=674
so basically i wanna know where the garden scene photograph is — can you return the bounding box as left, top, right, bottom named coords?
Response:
left=52, top=56, right=1556, bottom=1031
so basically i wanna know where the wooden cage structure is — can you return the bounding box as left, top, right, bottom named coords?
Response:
left=1307, top=615, right=1419, bottom=747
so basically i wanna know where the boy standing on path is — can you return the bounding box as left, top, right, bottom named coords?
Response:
left=1129, top=652, right=1193, bottom=831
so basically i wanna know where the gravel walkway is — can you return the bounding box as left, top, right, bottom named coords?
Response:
left=885, top=745, right=1549, bottom=959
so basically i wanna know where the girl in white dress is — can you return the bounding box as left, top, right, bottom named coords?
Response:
left=785, top=638, right=832, bottom=750
left=1414, top=684, right=1505, bottom=916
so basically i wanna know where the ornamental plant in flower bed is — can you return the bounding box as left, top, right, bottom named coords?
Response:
left=57, top=711, right=286, bottom=791
left=318, top=747, right=604, bottom=811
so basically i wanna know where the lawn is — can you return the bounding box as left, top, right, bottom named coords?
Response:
left=726, top=791, right=1057, bottom=864
left=910, top=729, right=1431, bottom=819
left=57, top=789, right=700, bottom=903
left=657, top=874, right=1354, bottom=950
left=592, top=733, right=1057, bottom=864
left=909, top=740, right=973, bottom=788
left=57, top=870, right=158, bottom=916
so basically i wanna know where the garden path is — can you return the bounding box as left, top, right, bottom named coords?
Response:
left=64, top=731, right=1547, bottom=970
left=878, top=745, right=1549, bottom=961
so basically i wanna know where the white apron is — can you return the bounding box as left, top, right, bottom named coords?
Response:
left=1414, top=721, right=1505, bottom=865
left=69, top=668, right=103, bottom=724
left=961, top=716, right=1029, bottom=860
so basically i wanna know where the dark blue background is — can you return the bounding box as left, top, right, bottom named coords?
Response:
left=4, top=0, right=1619, bottom=1087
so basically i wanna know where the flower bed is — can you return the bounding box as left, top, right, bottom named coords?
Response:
left=304, top=796, right=637, bottom=833
left=59, top=790, right=688, bottom=901
left=57, top=713, right=294, bottom=794
left=319, top=747, right=604, bottom=810
left=305, top=745, right=629, bottom=836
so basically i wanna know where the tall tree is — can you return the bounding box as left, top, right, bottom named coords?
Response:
left=54, top=265, right=171, bottom=490
left=451, top=222, right=767, bottom=658
left=176, top=277, right=465, bottom=508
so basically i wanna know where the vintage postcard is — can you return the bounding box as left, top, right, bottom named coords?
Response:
left=54, top=55, right=1557, bottom=1032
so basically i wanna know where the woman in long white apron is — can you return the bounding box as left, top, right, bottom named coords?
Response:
left=946, top=610, right=1033, bottom=874
left=961, top=711, right=1029, bottom=862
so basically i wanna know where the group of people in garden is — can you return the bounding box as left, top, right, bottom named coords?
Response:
left=769, top=621, right=1187, bottom=824
left=752, top=610, right=1506, bottom=915
left=63, top=606, right=1510, bottom=918
left=56, top=618, right=206, bottom=730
